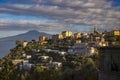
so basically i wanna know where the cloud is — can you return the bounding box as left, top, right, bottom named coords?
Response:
left=0, top=0, right=120, bottom=32
left=0, top=19, right=68, bottom=33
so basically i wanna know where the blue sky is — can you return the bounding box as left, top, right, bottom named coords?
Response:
left=0, top=0, right=120, bottom=37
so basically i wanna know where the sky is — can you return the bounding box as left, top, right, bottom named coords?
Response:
left=0, top=0, right=120, bottom=36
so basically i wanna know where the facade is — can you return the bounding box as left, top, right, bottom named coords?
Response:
left=52, top=34, right=63, bottom=40
left=40, top=56, right=49, bottom=60
left=68, top=43, right=96, bottom=56
left=49, top=62, right=62, bottom=69
left=73, top=32, right=81, bottom=39
left=98, top=41, right=108, bottom=47
left=22, top=60, right=33, bottom=70
left=22, top=41, right=28, bottom=47
left=39, top=36, right=47, bottom=41
left=62, top=31, right=72, bottom=38
left=113, top=30, right=120, bottom=36
left=75, top=40, right=81, bottom=44
left=26, top=55, right=32, bottom=59
left=58, top=51, right=67, bottom=55
left=97, top=38, right=108, bottom=47
left=12, top=59, right=24, bottom=65
left=94, top=26, right=101, bottom=35
left=99, top=46, right=120, bottom=80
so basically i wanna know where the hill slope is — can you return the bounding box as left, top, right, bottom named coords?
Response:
left=0, top=30, right=51, bottom=58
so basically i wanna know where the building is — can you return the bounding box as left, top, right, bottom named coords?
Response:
left=68, top=43, right=96, bottom=56
left=12, top=59, right=24, bottom=65
left=39, top=36, right=48, bottom=41
left=49, top=62, right=62, bottom=69
left=97, top=38, right=108, bottom=47
left=94, top=26, right=101, bottom=35
left=73, top=32, right=81, bottom=39
left=62, top=31, right=72, bottom=38
left=26, top=55, right=32, bottom=59
left=40, top=56, right=49, bottom=60
left=22, top=60, right=33, bottom=71
left=98, top=41, right=108, bottom=47
left=44, top=49, right=52, bottom=53
left=99, top=46, right=120, bottom=80
left=58, top=51, right=67, bottom=55
left=52, top=34, right=63, bottom=40
left=22, top=41, right=28, bottom=47
left=113, top=30, right=120, bottom=36
left=75, top=40, right=81, bottom=44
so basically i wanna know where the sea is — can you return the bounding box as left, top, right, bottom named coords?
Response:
left=0, top=31, right=27, bottom=59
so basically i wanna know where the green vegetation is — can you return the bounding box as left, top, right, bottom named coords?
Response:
left=0, top=44, right=99, bottom=80
left=0, top=32, right=104, bottom=80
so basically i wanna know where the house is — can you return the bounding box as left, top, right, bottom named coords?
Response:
left=26, top=55, right=32, bottom=59
left=98, top=41, right=108, bottom=47
left=22, top=53, right=26, bottom=57
left=113, top=30, right=120, bottom=36
left=44, top=49, right=52, bottom=53
left=99, top=46, right=120, bottom=80
left=73, top=32, right=81, bottom=39
left=68, top=43, right=96, bottom=56
left=22, top=60, right=33, bottom=71
left=49, top=62, right=62, bottom=69
left=81, top=32, right=89, bottom=38
left=97, top=38, right=108, bottom=47
left=52, top=34, right=63, bottom=40
left=40, top=56, right=49, bottom=60
left=39, top=36, right=48, bottom=41
left=75, top=40, right=81, bottom=44
left=58, top=51, right=67, bottom=55
left=12, top=59, right=24, bottom=65
left=62, top=31, right=72, bottom=38
left=22, top=41, right=28, bottom=47
left=45, top=49, right=59, bottom=53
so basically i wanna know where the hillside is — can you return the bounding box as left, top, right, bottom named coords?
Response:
left=0, top=30, right=51, bottom=58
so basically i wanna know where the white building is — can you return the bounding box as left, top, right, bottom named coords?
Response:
left=26, top=55, right=32, bottom=59
left=40, top=56, right=49, bottom=60
left=68, top=43, right=96, bottom=56
left=22, top=41, right=28, bottom=47
left=22, top=61, right=33, bottom=70
left=22, top=53, right=26, bottom=57
left=49, top=62, right=62, bottom=69
left=58, top=51, right=67, bottom=55
left=44, top=49, right=52, bottom=53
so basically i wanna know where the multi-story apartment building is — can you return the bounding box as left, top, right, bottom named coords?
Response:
left=62, top=31, right=72, bottom=38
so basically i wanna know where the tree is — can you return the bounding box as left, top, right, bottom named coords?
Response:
left=16, top=40, right=22, bottom=46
